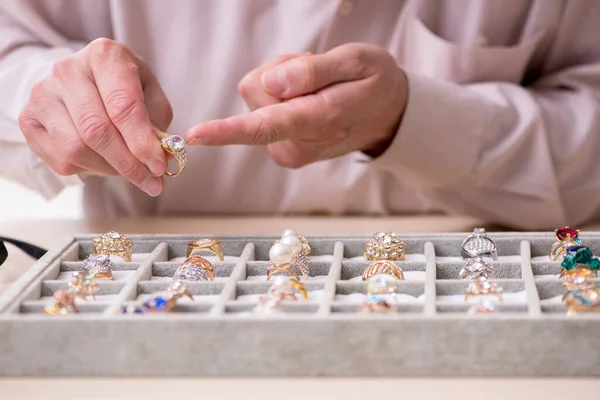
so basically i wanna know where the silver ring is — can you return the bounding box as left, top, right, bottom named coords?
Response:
left=459, top=257, right=496, bottom=280
left=461, top=228, right=498, bottom=260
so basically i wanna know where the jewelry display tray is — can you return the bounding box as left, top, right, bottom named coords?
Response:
left=1, top=232, right=599, bottom=377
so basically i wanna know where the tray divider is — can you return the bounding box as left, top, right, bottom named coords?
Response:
left=423, top=242, right=437, bottom=315
left=209, top=242, right=254, bottom=316
left=102, top=242, right=168, bottom=315
left=316, top=241, right=344, bottom=316
left=520, top=240, right=541, bottom=316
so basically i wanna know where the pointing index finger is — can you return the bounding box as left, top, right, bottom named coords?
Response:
left=185, top=96, right=325, bottom=146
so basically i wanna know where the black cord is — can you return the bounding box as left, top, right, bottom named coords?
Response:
left=0, top=236, right=48, bottom=266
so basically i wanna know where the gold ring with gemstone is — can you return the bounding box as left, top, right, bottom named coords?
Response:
left=93, top=231, right=133, bottom=262
left=550, top=226, right=582, bottom=261
left=160, top=134, right=187, bottom=177
left=67, top=271, right=100, bottom=300
left=362, top=260, right=405, bottom=281
left=44, top=289, right=86, bottom=316
left=186, top=238, right=224, bottom=260
left=364, top=232, right=406, bottom=261
left=562, top=270, right=600, bottom=315
left=173, top=255, right=214, bottom=281
left=464, top=277, right=503, bottom=303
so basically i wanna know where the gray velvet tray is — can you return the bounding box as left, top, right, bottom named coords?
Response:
left=0, top=232, right=599, bottom=377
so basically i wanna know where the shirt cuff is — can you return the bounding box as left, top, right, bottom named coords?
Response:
left=371, top=71, right=492, bottom=188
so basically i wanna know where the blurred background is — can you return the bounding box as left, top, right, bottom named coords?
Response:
left=0, top=177, right=81, bottom=220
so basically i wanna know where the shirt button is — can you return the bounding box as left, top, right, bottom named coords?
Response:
left=339, top=1, right=354, bottom=16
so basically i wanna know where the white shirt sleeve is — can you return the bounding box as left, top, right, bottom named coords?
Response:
left=0, top=6, right=85, bottom=198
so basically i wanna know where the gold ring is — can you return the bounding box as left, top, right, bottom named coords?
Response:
left=362, top=260, right=405, bottom=281
left=44, top=289, right=86, bottom=316
left=364, top=232, right=406, bottom=261
left=160, top=135, right=187, bottom=177
left=561, top=268, right=600, bottom=315
left=267, top=276, right=308, bottom=301
left=465, top=278, right=503, bottom=303
left=186, top=238, right=224, bottom=260
left=93, top=231, right=133, bottom=262
left=266, top=262, right=300, bottom=281
left=549, top=226, right=582, bottom=261
left=173, top=255, right=214, bottom=281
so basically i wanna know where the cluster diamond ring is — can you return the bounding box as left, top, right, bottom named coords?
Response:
left=160, top=134, right=187, bottom=177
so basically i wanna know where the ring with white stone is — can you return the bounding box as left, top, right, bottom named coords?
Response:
left=362, top=260, right=405, bottom=281
left=160, top=134, right=187, bottom=177
left=282, top=229, right=311, bottom=256
left=459, top=257, right=495, bottom=280
left=364, top=232, right=406, bottom=261
left=461, top=228, right=498, bottom=261
left=92, top=231, right=133, bottom=262
left=173, top=255, right=214, bottom=281
left=276, top=231, right=310, bottom=281
left=358, top=274, right=398, bottom=313
left=267, top=242, right=302, bottom=281
left=82, top=254, right=113, bottom=280
left=186, top=238, right=224, bottom=260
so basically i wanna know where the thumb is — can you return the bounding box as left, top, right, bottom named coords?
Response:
left=260, top=45, right=371, bottom=99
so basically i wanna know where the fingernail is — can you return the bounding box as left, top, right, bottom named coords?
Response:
left=147, top=160, right=165, bottom=177
left=261, top=68, right=287, bottom=95
left=141, top=177, right=163, bottom=197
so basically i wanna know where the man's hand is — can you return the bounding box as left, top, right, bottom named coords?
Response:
left=185, top=43, right=407, bottom=168
left=18, top=38, right=173, bottom=196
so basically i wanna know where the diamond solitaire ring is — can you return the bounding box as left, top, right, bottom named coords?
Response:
left=160, top=134, right=187, bottom=177
left=173, top=255, right=214, bottom=281
left=364, top=232, right=406, bottom=261
left=461, top=228, right=498, bottom=260
left=93, top=231, right=133, bottom=262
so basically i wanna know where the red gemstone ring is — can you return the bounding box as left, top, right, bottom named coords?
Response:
left=550, top=226, right=582, bottom=261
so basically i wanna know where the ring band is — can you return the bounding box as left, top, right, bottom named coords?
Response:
left=93, top=231, right=133, bottom=262
left=362, top=260, right=405, bottom=281
left=173, top=255, right=214, bottom=281
left=266, top=277, right=308, bottom=301
left=364, top=232, right=406, bottom=261
left=266, top=262, right=300, bottom=281
left=160, top=135, right=187, bottom=177
left=461, top=228, right=498, bottom=260
left=186, top=238, right=224, bottom=260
